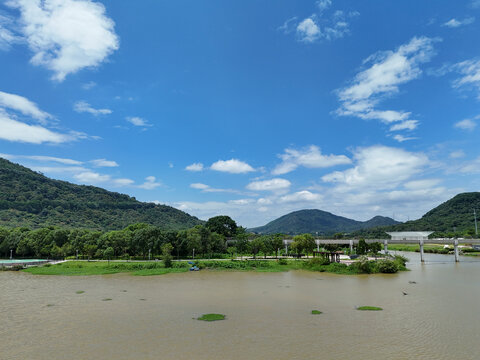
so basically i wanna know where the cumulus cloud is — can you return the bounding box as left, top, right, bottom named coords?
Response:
left=443, top=17, right=475, bottom=28
left=322, top=145, right=428, bottom=191
left=6, top=0, right=119, bottom=81
left=138, top=176, right=162, bottom=190
left=246, top=178, right=291, bottom=192
left=389, top=120, right=419, bottom=131
left=297, top=17, right=321, bottom=43
left=282, top=1, right=357, bottom=43
left=126, top=116, right=151, bottom=127
left=210, top=159, right=255, bottom=174
left=273, top=145, right=351, bottom=175
left=279, top=190, right=322, bottom=203
left=454, top=118, right=476, bottom=131
left=73, top=171, right=110, bottom=183
left=185, top=163, right=204, bottom=172
left=74, top=101, right=112, bottom=116
left=337, top=37, right=437, bottom=138
left=90, top=158, right=118, bottom=167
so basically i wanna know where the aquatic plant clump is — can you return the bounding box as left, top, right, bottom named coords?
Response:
left=197, top=313, right=226, bottom=321
left=311, top=310, right=323, bottom=314
left=357, top=306, right=382, bottom=311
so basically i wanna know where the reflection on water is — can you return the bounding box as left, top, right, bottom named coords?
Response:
left=1, top=253, right=480, bottom=360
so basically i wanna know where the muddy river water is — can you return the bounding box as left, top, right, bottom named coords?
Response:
left=1, top=252, right=480, bottom=360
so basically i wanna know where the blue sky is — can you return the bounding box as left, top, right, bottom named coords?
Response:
left=1, top=0, right=480, bottom=228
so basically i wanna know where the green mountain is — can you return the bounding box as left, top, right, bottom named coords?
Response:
left=248, top=209, right=399, bottom=235
left=0, top=158, right=202, bottom=231
left=353, top=192, right=480, bottom=238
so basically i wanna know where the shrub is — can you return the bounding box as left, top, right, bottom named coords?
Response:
left=350, top=256, right=375, bottom=273
left=277, top=258, right=288, bottom=265
left=376, top=259, right=399, bottom=273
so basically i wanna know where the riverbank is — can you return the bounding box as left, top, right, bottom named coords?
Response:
left=22, top=257, right=407, bottom=276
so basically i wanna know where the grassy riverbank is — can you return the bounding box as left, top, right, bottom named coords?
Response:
left=22, top=257, right=408, bottom=276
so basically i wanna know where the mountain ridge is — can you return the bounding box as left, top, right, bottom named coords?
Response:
left=0, top=157, right=202, bottom=231
left=248, top=209, right=399, bottom=235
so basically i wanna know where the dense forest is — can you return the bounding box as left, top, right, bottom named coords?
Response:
left=0, top=158, right=202, bottom=230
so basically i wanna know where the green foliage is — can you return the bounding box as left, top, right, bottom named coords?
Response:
left=0, top=158, right=202, bottom=231
left=353, top=192, right=480, bottom=238
left=161, top=243, right=173, bottom=268
left=376, top=259, right=399, bottom=273
left=249, top=209, right=398, bottom=235
left=197, top=313, right=225, bottom=321
left=357, top=306, right=382, bottom=311
left=277, top=258, right=288, bottom=265
left=205, top=216, right=237, bottom=237
left=357, top=239, right=368, bottom=255
left=311, top=310, right=323, bottom=314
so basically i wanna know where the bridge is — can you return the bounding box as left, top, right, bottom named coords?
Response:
left=281, top=237, right=480, bottom=262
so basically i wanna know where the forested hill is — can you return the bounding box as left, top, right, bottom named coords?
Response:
left=248, top=209, right=398, bottom=235
left=0, top=158, right=202, bottom=231
left=352, top=192, right=480, bottom=238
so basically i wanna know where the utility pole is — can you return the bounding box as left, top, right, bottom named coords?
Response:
left=474, top=209, right=478, bottom=237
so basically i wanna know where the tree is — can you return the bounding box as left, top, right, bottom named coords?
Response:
left=205, top=215, right=238, bottom=238
left=357, top=239, right=368, bottom=255
left=271, top=234, right=284, bottom=258
left=104, top=247, right=114, bottom=263
left=302, top=233, right=316, bottom=257
left=161, top=243, right=173, bottom=268
left=249, top=237, right=265, bottom=259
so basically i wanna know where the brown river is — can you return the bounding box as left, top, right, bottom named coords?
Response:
left=1, top=252, right=480, bottom=360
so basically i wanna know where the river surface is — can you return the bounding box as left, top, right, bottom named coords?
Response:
left=1, top=252, right=480, bottom=360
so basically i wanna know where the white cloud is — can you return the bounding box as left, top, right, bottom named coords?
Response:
left=449, top=150, right=465, bottom=159
left=443, top=17, right=475, bottom=28
left=112, top=178, right=134, bottom=187
left=126, top=116, right=151, bottom=127
left=322, top=145, right=428, bottom=191
left=297, top=17, right=321, bottom=43
left=316, top=0, right=332, bottom=11
left=7, top=0, right=119, bottom=81
left=454, top=118, right=477, bottom=131
left=82, top=81, right=96, bottom=90
left=0, top=110, right=70, bottom=144
left=90, top=158, right=118, bottom=167
left=337, top=37, right=437, bottom=137
left=0, top=90, right=52, bottom=124
left=73, top=171, right=110, bottom=183
left=138, top=176, right=162, bottom=190
left=246, top=178, right=291, bottom=192
left=190, top=183, right=240, bottom=194
left=74, top=101, right=112, bottom=116
left=393, top=134, right=417, bottom=142
left=389, top=120, right=419, bottom=131
left=185, top=162, right=204, bottom=172
left=190, top=183, right=209, bottom=190
left=279, top=190, right=322, bottom=203
left=452, top=59, right=480, bottom=99
left=273, top=145, right=351, bottom=175
left=210, top=159, right=255, bottom=174
left=0, top=153, right=82, bottom=165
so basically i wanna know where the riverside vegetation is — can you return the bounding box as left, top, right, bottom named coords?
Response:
left=23, top=255, right=408, bottom=276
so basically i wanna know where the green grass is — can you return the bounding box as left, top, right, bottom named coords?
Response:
left=311, top=310, right=323, bottom=314
left=197, top=313, right=225, bottom=321
left=22, top=257, right=408, bottom=276
left=102, top=298, right=112, bottom=301
left=387, top=244, right=450, bottom=254
left=75, top=290, right=85, bottom=294
left=357, top=306, right=383, bottom=311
